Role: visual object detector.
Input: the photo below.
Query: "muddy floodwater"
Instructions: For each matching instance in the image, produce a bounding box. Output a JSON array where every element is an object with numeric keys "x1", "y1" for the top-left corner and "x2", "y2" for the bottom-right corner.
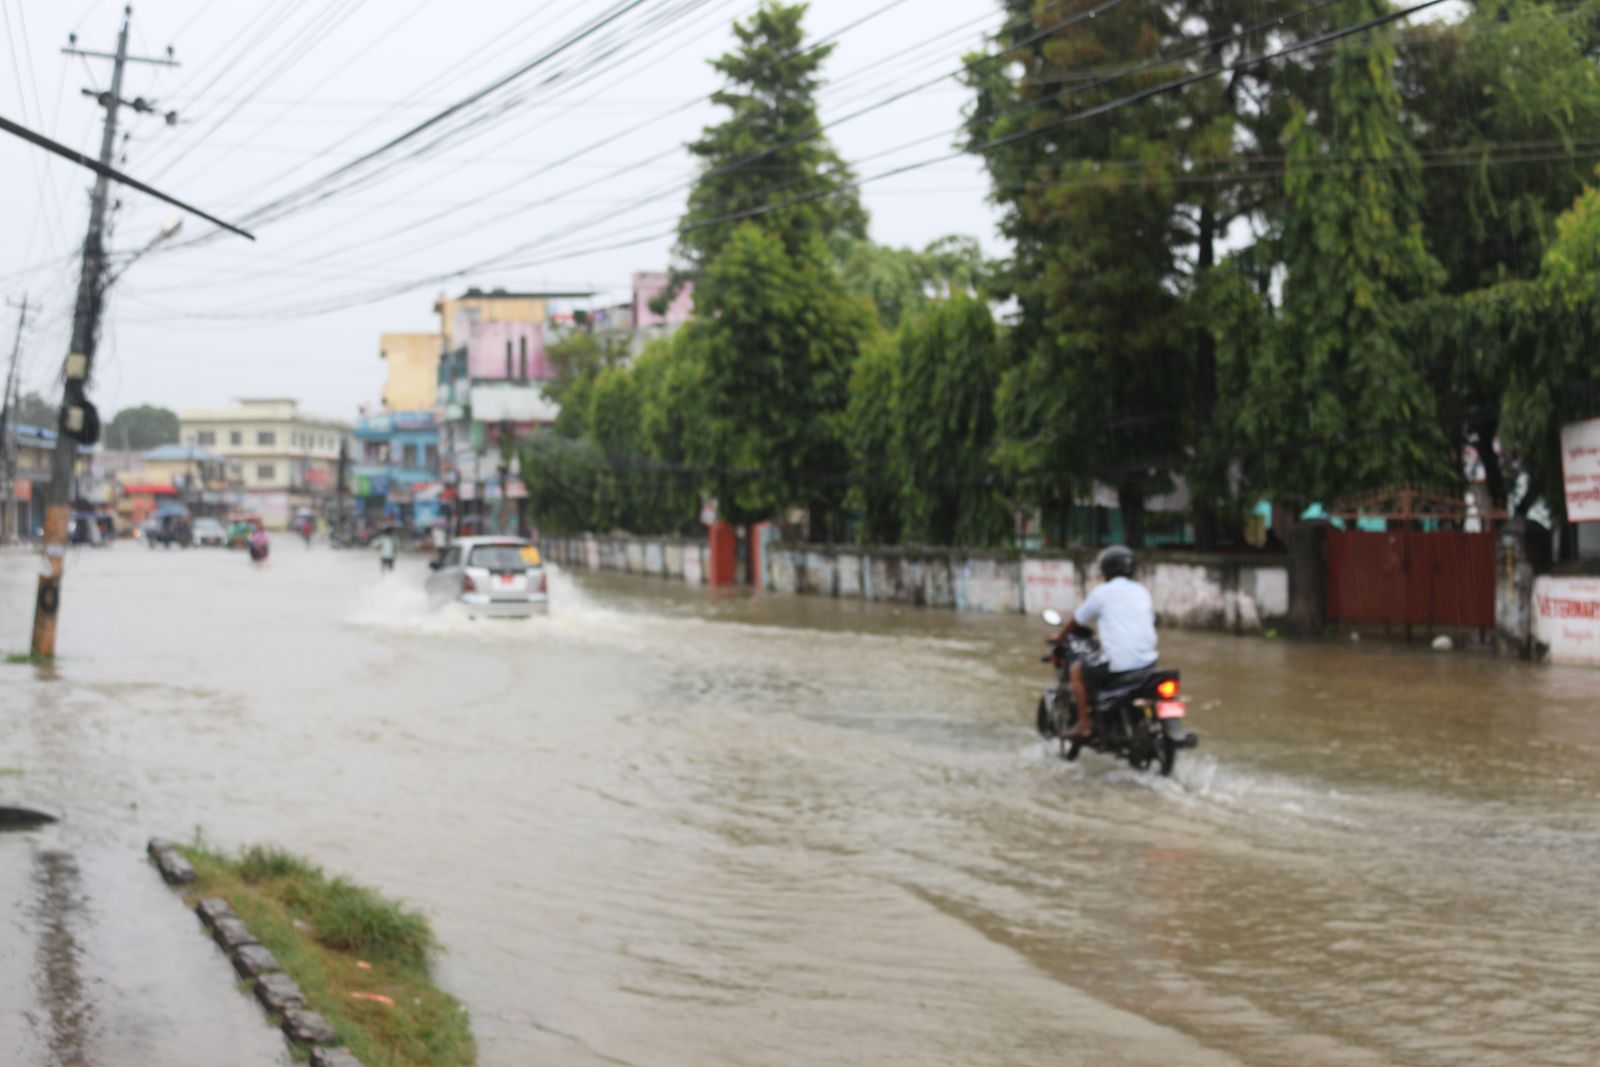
[{"x1": 3, "y1": 545, "x2": 1599, "y2": 1066}]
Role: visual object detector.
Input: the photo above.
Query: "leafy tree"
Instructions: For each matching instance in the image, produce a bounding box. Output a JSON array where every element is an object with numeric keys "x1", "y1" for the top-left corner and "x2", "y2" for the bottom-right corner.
[
  {"x1": 1399, "y1": 0, "x2": 1600, "y2": 507},
  {"x1": 843, "y1": 332, "x2": 900, "y2": 544},
  {"x1": 831, "y1": 234, "x2": 986, "y2": 329},
  {"x1": 892, "y1": 297, "x2": 1010, "y2": 545},
  {"x1": 105, "y1": 404, "x2": 180, "y2": 450},
  {"x1": 11, "y1": 390, "x2": 57, "y2": 428},
  {"x1": 520, "y1": 433, "x2": 608, "y2": 534},
  {"x1": 676, "y1": 1, "x2": 867, "y2": 278},
  {"x1": 688, "y1": 222, "x2": 876, "y2": 533},
  {"x1": 1501, "y1": 180, "x2": 1600, "y2": 521},
  {"x1": 543, "y1": 329, "x2": 628, "y2": 409},
  {"x1": 1245, "y1": 12, "x2": 1449, "y2": 505}
]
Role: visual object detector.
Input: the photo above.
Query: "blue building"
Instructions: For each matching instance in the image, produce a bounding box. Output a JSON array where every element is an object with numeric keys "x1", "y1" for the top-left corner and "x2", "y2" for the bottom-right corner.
[{"x1": 351, "y1": 411, "x2": 440, "y2": 530}]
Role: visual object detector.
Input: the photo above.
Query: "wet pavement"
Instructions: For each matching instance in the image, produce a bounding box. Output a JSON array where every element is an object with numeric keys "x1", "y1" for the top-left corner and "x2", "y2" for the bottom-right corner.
[
  {"x1": 0, "y1": 833, "x2": 288, "y2": 1066},
  {"x1": 2, "y1": 544, "x2": 1599, "y2": 1066}
]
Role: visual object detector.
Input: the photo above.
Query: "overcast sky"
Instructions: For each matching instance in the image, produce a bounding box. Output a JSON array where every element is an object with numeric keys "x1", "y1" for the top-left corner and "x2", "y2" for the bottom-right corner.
[{"x1": 1, "y1": 0, "x2": 1005, "y2": 420}]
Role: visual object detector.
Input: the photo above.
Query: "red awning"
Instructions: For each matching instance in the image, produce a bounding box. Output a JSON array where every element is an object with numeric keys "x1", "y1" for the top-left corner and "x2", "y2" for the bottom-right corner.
[{"x1": 121, "y1": 484, "x2": 178, "y2": 495}]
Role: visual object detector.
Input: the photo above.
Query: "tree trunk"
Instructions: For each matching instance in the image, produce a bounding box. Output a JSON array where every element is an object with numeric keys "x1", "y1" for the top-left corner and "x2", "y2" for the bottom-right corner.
[
  {"x1": 1192, "y1": 200, "x2": 1220, "y2": 550},
  {"x1": 1473, "y1": 421, "x2": 1506, "y2": 511},
  {"x1": 1118, "y1": 482, "x2": 1146, "y2": 548}
]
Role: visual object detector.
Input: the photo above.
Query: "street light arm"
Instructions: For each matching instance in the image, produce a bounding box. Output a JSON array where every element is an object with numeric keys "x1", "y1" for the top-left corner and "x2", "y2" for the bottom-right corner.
[{"x1": 0, "y1": 113, "x2": 253, "y2": 240}]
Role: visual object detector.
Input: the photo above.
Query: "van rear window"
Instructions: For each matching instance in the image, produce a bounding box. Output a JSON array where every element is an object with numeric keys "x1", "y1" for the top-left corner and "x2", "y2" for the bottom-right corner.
[{"x1": 468, "y1": 545, "x2": 532, "y2": 570}]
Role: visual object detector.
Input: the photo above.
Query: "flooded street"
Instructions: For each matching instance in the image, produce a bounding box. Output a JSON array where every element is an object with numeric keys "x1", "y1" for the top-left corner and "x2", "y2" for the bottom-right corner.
[{"x1": 3, "y1": 544, "x2": 1599, "y2": 1067}]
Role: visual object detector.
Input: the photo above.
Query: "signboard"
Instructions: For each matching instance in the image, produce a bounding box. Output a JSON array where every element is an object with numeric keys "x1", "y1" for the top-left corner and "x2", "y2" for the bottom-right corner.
[
  {"x1": 15, "y1": 477, "x2": 32, "y2": 502},
  {"x1": 391, "y1": 411, "x2": 436, "y2": 430},
  {"x1": 1561, "y1": 418, "x2": 1600, "y2": 522},
  {"x1": 1533, "y1": 576, "x2": 1600, "y2": 666},
  {"x1": 1022, "y1": 559, "x2": 1078, "y2": 617}
]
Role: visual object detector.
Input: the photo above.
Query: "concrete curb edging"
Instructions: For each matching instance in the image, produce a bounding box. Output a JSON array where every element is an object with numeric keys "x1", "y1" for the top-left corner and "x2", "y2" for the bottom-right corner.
[{"x1": 146, "y1": 839, "x2": 364, "y2": 1067}]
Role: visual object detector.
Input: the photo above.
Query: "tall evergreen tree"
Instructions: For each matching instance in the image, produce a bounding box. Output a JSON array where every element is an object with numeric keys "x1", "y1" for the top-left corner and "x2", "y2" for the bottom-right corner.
[
  {"x1": 892, "y1": 297, "x2": 1011, "y2": 546},
  {"x1": 676, "y1": 2, "x2": 867, "y2": 278},
  {"x1": 965, "y1": 0, "x2": 1192, "y2": 545},
  {"x1": 1247, "y1": 10, "x2": 1449, "y2": 504}
]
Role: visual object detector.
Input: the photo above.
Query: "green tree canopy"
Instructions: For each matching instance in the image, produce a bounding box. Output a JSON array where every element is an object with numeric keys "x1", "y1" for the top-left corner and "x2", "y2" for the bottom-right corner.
[
  {"x1": 688, "y1": 222, "x2": 876, "y2": 530},
  {"x1": 1245, "y1": 16, "x2": 1450, "y2": 506},
  {"x1": 831, "y1": 234, "x2": 987, "y2": 329},
  {"x1": 676, "y1": 1, "x2": 867, "y2": 277},
  {"x1": 891, "y1": 296, "x2": 1010, "y2": 546},
  {"x1": 106, "y1": 404, "x2": 180, "y2": 451},
  {"x1": 10, "y1": 390, "x2": 57, "y2": 428}
]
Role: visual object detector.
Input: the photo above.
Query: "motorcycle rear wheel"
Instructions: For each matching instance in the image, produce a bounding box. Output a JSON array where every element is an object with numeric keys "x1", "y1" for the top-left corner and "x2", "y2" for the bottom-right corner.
[
  {"x1": 1154, "y1": 735, "x2": 1177, "y2": 777},
  {"x1": 1036, "y1": 698, "x2": 1054, "y2": 739}
]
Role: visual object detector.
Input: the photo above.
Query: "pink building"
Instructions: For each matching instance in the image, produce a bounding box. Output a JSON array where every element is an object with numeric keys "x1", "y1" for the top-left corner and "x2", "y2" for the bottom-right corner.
[
  {"x1": 630, "y1": 271, "x2": 694, "y2": 328},
  {"x1": 466, "y1": 321, "x2": 552, "y2": 382}
]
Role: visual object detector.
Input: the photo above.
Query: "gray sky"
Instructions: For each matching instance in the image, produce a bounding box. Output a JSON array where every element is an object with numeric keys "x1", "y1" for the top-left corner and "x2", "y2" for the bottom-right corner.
[{"x1": 1, "y1": 0, "x2": 1004, "y2": 419}]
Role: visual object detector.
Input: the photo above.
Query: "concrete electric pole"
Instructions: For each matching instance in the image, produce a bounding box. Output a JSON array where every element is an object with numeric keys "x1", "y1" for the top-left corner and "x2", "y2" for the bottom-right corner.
[
  {"x1": 30, "y1": 6, "x2": 178, "y2": 658},
  {"x1": 0, "y1": 295, "x2": 27, "y2": 544}
]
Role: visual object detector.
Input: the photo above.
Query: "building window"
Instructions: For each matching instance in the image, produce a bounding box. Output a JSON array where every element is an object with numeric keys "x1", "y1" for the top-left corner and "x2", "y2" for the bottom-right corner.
[
  {"x1": 258, "y1": 430, "x2": 276, "y2": 446},
  {"x1": 256, "y1": 464, "x2": 275, "y2": 480},
  {"x1": 230, "y1": 431, "x2": 241, "y2": 446},
  {"x1": 519, "y1": 336, "x2": 528, "y2": 380},
  {"x1": 505, "y1": 339, "x2": 513, "y2": 379},
  {"x1": 197, "y1": 430, "x2": 216, "y2": 446}
]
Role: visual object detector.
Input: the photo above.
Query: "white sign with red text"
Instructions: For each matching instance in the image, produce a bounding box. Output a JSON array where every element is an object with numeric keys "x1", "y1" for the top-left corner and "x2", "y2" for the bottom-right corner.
[
  {"x1": 1022, "y1": 559, "x2": 1078, "y2": 617},
  {"x1": 1560, "y1": 418, "x2": 1600, "y2": 522},
  {"x1": 1533, "y1": 576, "x2": 1600, "y2": 666}
]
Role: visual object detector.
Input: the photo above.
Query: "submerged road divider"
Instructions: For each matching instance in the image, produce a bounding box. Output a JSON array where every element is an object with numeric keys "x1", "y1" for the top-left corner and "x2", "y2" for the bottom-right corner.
[{"x1": 147, "y1": 837, "x2": 475, "y2": 1067}]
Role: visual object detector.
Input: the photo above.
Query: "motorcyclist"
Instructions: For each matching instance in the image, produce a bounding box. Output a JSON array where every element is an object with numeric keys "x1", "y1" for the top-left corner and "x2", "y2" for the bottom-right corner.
[{"x1": 1053, "y1": 545, "x2": 1158, "y2": 739}]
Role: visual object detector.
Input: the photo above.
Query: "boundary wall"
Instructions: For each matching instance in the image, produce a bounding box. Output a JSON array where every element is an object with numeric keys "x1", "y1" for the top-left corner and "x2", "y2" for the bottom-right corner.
[{"x1": 539, "y1": 534, "x2": 1292, "y2": 634}]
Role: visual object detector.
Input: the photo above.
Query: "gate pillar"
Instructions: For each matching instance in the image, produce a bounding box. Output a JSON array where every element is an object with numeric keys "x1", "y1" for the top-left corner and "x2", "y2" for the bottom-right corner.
[{"x1": 1495, "y1": 518, "x2": 1535, "y2": 658}]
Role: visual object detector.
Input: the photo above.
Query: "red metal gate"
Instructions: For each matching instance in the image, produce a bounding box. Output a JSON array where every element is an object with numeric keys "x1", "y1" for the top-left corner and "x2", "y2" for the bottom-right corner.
[{"x1": 1326, "y1": 529, "x2": 1495, "y2": 634}]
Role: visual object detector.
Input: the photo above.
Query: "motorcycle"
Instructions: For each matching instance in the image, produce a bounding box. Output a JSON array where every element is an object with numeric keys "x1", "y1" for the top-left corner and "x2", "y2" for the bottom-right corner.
[{"x1": 1034, "y1": 609, "x2": 1198, "y2": 776}]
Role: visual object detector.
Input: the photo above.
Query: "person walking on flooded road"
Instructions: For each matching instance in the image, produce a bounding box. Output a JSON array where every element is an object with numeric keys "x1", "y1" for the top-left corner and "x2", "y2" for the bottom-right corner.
[
  {"x1": 248, "y1": 526, "x2": 271, "y2": 567},
  {"x1": 374, "y1": 528, "x2": 398, "y2": 574}
]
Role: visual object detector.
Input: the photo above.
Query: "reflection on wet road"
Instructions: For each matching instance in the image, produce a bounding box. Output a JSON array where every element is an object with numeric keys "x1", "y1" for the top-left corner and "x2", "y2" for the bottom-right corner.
[{"x1": 2, "y1": 546, "x2": 1598, "y2": 1066}]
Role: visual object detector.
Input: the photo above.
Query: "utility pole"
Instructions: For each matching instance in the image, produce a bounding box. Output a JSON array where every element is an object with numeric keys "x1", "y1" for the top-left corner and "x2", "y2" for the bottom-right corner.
[
  {"x1": 31, "y1": 7, "x2": 177, "y2": 658},
  {"x1": 0, "y1": 295, "x2": 27, "y2": 544}
]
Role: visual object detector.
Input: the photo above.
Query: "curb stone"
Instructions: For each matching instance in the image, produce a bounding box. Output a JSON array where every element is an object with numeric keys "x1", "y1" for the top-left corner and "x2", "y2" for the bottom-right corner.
[
  {"x1": 254, "y1": 973, "x2": 307, "y2": 1014},
  {"x1": 147, "y1": 838, "x2": 365, "y2": 1065},
  {"x1": 147, "y1": 839, "x2": 197, "y2": 885},
  {"x1": 232, "y1": 944, "x2": 282, "y2": 979},
  {"x1": 195, "y1": 897, "x2": 234, "y2": 930},
  {"x1": 212, "y1": 916, "x2": 259, "y2": 952},
  {"x1": 310, "y1": 1049, "x2": 365, "y2": 1067},
  {"x1": 283, "y1": 1008, "x2": 341, "y2": 1046}
]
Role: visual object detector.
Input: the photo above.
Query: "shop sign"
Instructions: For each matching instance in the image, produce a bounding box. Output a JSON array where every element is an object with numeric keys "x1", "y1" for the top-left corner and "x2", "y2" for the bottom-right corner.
[
  {"x1": 1561, "y1": 418, "x2": 1600, "y2": 522},
  {"x1": 1533, "y1": 576, "x2": 1600, "y2": 665}
]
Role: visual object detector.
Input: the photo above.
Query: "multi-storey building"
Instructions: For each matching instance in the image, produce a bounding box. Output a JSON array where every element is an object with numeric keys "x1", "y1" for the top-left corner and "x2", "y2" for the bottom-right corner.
[
  {"x1": 351, "y1": 409, "x2": 440, "y2": 530},
  {"x1": 378, "y1": 332, "x2": 444, "y2": 411},
  {"x1": 178, "y1": 398, "x2": 350, "y2": 528},
  {"x1": 431, "y1": 287, "x2": 588, "y2": 533}
]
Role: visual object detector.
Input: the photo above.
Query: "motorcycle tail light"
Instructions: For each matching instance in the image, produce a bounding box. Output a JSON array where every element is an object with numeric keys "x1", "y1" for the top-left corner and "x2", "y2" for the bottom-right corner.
[
  {"x1": 1156, "y1": 679, "x2": 1179, "y2": 700},
  {"x1": 462, "y1": 573, "x2": 476, "y2": 593}
]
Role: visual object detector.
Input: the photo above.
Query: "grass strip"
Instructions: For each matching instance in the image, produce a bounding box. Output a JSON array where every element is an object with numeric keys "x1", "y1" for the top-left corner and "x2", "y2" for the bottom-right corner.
[{"x1": 180, "y1": 842, "x2": 475, "y2": 1067}]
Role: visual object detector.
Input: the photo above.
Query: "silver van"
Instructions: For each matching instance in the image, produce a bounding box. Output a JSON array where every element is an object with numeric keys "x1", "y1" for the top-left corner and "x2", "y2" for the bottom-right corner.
[{"x1": 426, "y1": 536, "x2": 549, "y2": 618}]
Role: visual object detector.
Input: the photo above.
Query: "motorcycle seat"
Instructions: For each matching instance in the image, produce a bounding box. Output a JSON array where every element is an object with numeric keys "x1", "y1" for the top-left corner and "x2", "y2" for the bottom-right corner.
[{"x1": 1096, "y1": 666, "x2": 1176, "y2": 702}]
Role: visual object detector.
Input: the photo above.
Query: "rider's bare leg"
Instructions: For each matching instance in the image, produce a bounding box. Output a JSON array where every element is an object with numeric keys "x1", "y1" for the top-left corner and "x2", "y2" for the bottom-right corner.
[{"x1": 1068, "y1": 661, "x2": 1093, "y2": 738}]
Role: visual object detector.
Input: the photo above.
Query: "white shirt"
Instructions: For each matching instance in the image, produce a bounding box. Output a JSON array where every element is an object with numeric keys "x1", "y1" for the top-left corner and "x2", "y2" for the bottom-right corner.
[{"x1": 1074, "y1": 576, "x2": 1158, "y2": 672}]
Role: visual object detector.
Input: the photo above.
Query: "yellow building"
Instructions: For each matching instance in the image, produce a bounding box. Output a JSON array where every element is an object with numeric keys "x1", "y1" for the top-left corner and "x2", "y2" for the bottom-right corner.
[{"x1": 379, "y1": 333, "x2": 444, "y2": 412}]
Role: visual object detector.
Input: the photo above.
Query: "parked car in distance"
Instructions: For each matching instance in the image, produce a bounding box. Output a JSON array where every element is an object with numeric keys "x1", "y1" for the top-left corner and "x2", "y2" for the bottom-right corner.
[
  {"x1": 426, "y1": 537, "x2": 549, "y2": 618},
  {"x1": 191, "y1": 517, "x2": 227, "y2": 546}
]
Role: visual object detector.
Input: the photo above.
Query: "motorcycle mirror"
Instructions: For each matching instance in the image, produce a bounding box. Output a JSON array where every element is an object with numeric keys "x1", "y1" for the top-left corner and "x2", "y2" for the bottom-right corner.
[{"x1": 1041, "y1": 609, "x2": 1063, "y2": 627}]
